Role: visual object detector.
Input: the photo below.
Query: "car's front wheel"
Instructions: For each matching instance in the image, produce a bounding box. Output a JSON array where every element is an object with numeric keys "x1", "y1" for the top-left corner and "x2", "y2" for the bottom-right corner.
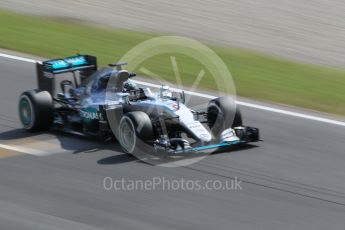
[
  {"x1": 118, "y1": 111, "x2": 153, "y2": 154},
  {"x1": 207, "y1": 96, "x2": 242, "y2": 137}
]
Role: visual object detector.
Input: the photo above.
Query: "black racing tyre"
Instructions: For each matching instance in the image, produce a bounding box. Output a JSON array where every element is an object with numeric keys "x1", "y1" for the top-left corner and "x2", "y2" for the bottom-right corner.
[
  {"x1": 18, "y1": 90, "x2": 53, "y2": 131},
  {"x1": 118, "y1": 111, "x2": 153, "y2": 154},
  {"x1": 207, "y1": 96, "x2": 242, "y2": 137}
]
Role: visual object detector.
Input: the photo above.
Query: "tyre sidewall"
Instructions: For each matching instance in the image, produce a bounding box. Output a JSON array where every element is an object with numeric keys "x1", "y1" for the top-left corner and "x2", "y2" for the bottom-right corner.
[
  {"x1": 207, "y1": 96, "x2": 242, "y2": 137},
  {"x1": 118, "y1": 111, "x2": 154, "y2": 154},
  {"x1": 18, "y1": 90, "x2": 53, "y2": 131},
  {"x1": 119, "y1": 116, "x2": 137, "y2": 153},
  {"x1": 19, "y1": 94, "x2": 36, "y2": 130}
]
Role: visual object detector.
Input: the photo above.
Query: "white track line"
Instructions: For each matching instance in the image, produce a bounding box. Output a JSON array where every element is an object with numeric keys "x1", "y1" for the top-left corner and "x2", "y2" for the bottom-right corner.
[
  {"x1": 1, "y1": 52, "x2": 345, "y2": 127},
  {"x1": 0, "y1": 53, "x2": 39, "y2": 64}
]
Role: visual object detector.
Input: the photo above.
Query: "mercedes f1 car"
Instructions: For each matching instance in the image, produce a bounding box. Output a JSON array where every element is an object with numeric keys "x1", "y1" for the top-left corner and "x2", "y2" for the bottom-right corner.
[{"x1": 18, "y1": 55, "x2": 260, "y2": 155}]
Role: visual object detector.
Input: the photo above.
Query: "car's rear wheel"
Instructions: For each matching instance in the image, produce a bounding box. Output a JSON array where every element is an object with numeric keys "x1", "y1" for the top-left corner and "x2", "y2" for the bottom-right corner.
[
  {"x1": 18, "y1": 90, "x2": 53, "y2": 131},
  {"x1": 118, "y1": 111, "x2": 153, "y2": 154}
]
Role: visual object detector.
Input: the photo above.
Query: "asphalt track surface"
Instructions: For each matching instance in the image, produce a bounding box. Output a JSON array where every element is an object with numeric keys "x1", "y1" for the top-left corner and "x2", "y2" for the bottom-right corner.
[{"x1": 1, "y1": 56, "x2": 345, "y2": 229}]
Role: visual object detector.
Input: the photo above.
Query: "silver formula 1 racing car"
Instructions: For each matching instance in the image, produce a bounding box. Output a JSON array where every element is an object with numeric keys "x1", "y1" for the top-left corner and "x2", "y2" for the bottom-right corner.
[{"x1": 18, "y1": 55, "x2": 260, "y2": 155}]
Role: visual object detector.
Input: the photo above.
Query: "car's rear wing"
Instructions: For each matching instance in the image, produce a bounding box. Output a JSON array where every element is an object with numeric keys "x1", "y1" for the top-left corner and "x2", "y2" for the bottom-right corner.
[{"x1": 36, "y1": 55, "x2": 97, "y2": 95}]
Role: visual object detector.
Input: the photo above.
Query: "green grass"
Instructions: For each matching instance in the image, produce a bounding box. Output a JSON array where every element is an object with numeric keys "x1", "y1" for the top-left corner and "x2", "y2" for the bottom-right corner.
[{"x1": 1, "y1": 10, "x2": 345, "y2": 116}]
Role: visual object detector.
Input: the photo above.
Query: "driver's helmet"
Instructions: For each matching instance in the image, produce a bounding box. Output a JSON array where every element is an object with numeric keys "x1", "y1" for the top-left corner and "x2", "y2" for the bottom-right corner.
[{"x1": 123, "y1": 79, "x2": 138, "y2": 92}]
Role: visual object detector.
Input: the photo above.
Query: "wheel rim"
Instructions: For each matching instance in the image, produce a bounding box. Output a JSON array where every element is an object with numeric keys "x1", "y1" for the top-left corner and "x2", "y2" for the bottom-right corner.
[
  {"x1": 19, "y1": 97, "x2": 32, "y2": 127},
  {"x1": 119, "y1": 118, "x2": 136, "y2": 153}
]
